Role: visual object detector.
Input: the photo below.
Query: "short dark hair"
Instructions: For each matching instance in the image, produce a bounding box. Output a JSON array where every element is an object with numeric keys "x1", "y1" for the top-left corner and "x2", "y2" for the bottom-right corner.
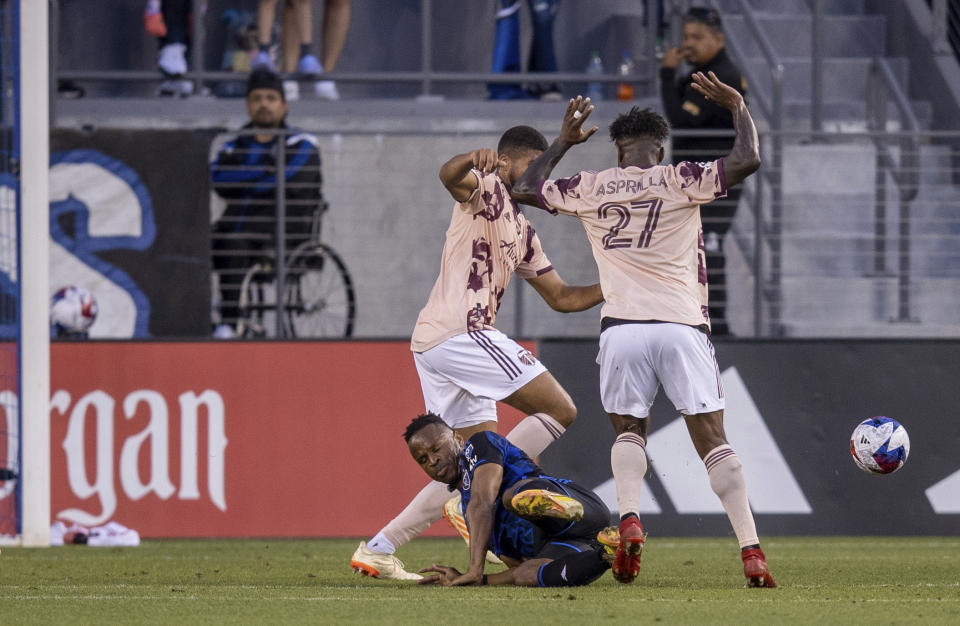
[
  {"x1": 246, "y1": 69, "x2": 285, "y2": 100},
  {"x1": 498, "y1": 125, "x2": 548, "y2": 156},
  {"x1": 609, "y1": 107, "x2": 670, "y2": 144},
  {"x1": 403, "y1": 412, "x2": 449, "y2": 443},
  {"x1": 684, "y1": 6, "x2": 723, "y2": 33}
]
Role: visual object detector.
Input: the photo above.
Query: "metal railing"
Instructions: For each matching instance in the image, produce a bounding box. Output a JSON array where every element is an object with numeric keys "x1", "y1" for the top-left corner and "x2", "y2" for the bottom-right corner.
[
  {"x1": 866, "y1": 58, "x2": 921, "y2": 323},
  {"x1": 52, "y1": 0, "x2": 660, "y2": 99},
  {"x1": 705, "y1": 0, "x2": 786, "y2": 334},
  {"x1": 207, "y1": 127, "x2": 960, "y2": 340}
]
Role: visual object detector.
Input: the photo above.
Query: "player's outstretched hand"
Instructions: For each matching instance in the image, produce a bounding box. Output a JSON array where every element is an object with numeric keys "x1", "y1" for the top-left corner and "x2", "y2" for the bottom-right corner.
[
  {"x1": 690, "y1": 71, "x2": 744, "y2": 111},
  {"x1": 559, "y1": 96, "x2": 599, "y2": 146},
  {"x1": 469, "y1": 149, "x2": 506, "y2": 174},
  {"x1": 418, "y1": 564, "x2": 469, "y2": 586}
]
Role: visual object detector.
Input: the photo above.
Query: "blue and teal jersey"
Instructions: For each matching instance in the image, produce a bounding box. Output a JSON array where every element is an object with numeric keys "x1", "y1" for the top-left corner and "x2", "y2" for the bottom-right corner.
[{"x1": 457, "y1": 431, "x2": 544, "y2": 559}]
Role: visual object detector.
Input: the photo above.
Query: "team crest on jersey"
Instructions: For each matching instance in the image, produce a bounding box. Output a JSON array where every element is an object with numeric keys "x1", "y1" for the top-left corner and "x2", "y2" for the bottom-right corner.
[
  {"x1": 461, "y1": 443, "x2": 477, "y2": 490},
  {"x1": 517, "y1": 349, "x2": 536, "y2": 366},
  {"x1": 463, "y1": 443, "x2": 478, "y2": 471}
]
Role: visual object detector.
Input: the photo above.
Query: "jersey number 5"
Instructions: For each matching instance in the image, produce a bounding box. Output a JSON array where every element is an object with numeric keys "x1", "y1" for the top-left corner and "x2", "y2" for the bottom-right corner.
[{"x1": 599, "y1": 199, "x2": 664, "y2": 250}]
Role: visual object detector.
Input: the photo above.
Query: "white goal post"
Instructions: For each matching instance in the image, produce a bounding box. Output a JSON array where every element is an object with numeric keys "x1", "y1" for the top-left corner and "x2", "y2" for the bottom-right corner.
[{"x1": 19, "y1": 0, "x2": 51, "y2": 548}]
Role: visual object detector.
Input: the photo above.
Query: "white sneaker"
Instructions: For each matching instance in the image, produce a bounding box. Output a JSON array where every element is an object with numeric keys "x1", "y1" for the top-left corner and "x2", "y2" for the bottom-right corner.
[
  {"x1": 156, "y1": 79, "x2": 194, "y2": 98},
  {"x1": 350, "y1": 541, "x2": 422, "y2": 580},
  {"x1": 313, "y1": 79, "x2": 340, "y2": 101},
  {"x1": 283, "y1": 79, "x2": 300, "y2": 102},
  {"x1": 157, "y1": 43, "x2": 188, "y2": 77},
  {"x1": 212, "y1": 324, "x2": 236, "y2": 339}
]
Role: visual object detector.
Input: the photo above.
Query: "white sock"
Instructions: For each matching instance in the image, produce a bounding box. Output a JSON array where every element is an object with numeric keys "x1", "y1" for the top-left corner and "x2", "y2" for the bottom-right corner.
[
  {"x1": 611, "y1": 432, "x2": 648, "y2": 517},
  {"x1": 371, "y1": 480, "x2": 453, "y2": 554},
  {"x1": 366, "y1": 532, "x2": 396, "y2": 554},
  {"x1": 505, "y1": 413, "x2": 566, "y2": 458},
  {"x1": 704, "y1": 444, "x2": 759, "y2": 548}
]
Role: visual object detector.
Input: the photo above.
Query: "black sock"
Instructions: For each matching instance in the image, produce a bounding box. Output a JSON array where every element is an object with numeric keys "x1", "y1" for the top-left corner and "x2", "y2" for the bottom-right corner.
[
  {"x1": 742, "y1": 544, "x2": 761, "y2": 551},
  {"x1": 537, "y1": 549, "x2": 609, "y2": 587},
  {"x1": 620, "y1": 512, "x2": 639, "y2": 523},
  {"x1": 259, "y1": 43, "x2": 270, "y2": 53},
  {"x1": 299, "y1": 43, "x2": 312, "y2": 58}
]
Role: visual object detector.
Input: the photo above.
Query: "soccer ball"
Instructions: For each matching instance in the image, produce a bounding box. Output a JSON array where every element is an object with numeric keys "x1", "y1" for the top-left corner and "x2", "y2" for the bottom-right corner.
[
  {"x1": 849, "y1": 417, "x2": 910, "y2": 475},
  {"x1": 50, "y1": 285, "x2": 98, "y2": 334}
]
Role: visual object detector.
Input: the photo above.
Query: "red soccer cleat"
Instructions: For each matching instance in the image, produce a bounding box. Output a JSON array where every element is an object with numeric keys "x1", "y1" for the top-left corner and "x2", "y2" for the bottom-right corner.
[
  {"x1": 741, "y1": 547, "x2": 777, "y2": 588},
  {"x1": 611, "y1": 516, "x2": 646, "y2": 584}
]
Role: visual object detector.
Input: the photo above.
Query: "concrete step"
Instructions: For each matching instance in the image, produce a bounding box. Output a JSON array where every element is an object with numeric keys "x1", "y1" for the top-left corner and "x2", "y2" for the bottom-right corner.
[
  {"x1": 777, "y1": 100, "x2": 933, "y2": 130},
  {"x1": 724, "y1": 14, "x2": 887, "y2": 57},
  {"x1": 713, "y1": 0, "x2": 867, "y2": 15},
  {"x1": 779, "y1": 276, "x2": 960, "y2": 332},
  {"x1": 744, "y1": 57, "x2": 909, "y2": 101},
  {"x1": 781, "y1": 320, "x2": 960, "y2": 338}
]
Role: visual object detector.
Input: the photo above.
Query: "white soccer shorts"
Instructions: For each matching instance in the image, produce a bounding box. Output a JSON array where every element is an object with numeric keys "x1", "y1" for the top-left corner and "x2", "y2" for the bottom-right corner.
[
  {"x1": 413, "y1": 329, "x2": 547, "y2": 429},
  {"x1": 597, "y1": 322, "x2": 724, "y2": 418}
]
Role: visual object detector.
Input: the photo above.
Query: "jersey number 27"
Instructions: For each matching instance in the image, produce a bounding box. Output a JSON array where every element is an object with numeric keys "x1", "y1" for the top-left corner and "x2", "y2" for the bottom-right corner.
[{"x1": 599, "y1": 199, "x2": 664, "y2": 250}]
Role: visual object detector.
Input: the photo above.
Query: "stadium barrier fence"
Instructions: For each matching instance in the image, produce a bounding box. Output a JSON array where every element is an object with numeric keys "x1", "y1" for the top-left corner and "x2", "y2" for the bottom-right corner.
[{"x1": 0, "y1": 338, "x2": 955, "y2": 538}]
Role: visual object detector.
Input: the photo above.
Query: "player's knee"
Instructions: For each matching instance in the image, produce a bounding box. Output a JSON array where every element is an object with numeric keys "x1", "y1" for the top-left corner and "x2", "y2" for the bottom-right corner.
[
  {"x1": 610, "y1": 414, "x2": 647, "y2": 437},
  {"x1": 537, "y1": 550, "x2": 608, "y2": 587},
  {"x1": 552, "y1": 397, "x2": 576, "y2": 428}
]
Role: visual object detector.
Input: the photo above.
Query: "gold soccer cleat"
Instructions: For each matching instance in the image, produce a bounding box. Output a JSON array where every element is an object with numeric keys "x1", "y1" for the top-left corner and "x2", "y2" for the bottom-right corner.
[
  {"x1": 596, "y1": 526, "x2": 621, "y2": 560},
  {"x1": 349, "y1": 541, "x2": 423, "y2": 581},
  {"x1": 510, "y1": 489, "x2": 584, "y2": 521}
]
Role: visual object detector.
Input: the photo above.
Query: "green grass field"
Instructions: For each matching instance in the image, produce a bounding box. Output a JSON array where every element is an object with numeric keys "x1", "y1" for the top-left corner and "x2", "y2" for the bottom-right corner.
[{"x1": 3, "y1": 537, "x2": 959, "y2": 625}]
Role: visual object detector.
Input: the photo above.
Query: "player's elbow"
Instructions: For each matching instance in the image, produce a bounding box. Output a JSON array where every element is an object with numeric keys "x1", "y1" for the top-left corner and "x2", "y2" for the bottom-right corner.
[
  {"x1": 544, "y1": 288, "x2": 576, "y2": 312},
  {"x1": 729, "y1": 154, "x2": 761, "y2": 179},
  {"x1": 512, "y1": 178, "x2": 533, "y2": 196},
  {"x1": 511, "y1": 180, "x2": 539, "y2": 205}
]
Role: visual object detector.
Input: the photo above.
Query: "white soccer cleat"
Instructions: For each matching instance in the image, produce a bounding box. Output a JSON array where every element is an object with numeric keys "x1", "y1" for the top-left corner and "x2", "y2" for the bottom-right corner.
[
  {"x1": 442, "y1": 494, "x2": 471, "y2": 544},
  {"x1": 350, "y1": 541, "x2": 422, "y2": 581}
]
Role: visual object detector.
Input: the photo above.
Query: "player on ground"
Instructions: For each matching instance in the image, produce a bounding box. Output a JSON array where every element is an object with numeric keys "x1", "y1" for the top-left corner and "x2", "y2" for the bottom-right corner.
[
  {"x1": 510, "y1": 72, "x2": 777, "y2": 588},
  {"x1": 406, "y1": 413, "x2": 615, "y2": 587},
  {"x1": 350, "y1": 126, "x2": 604, "y2": 580}
]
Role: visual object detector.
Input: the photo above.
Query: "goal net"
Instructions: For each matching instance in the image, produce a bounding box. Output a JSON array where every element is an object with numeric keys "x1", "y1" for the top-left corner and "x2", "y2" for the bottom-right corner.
[{"x1": 0, "y1": 0, "x2": 51, "y2": 547}]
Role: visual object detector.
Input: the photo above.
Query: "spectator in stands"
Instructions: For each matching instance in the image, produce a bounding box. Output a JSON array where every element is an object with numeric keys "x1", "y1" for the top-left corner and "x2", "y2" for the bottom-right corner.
[
  {"x1": 209, "y1": 70, "x2": 323, "y2": 338},
  {"x1": 489, "y1": 0, "x2": 562, "y2": 101},
  {"x1": 252, "y1": 0, "x2": 351, "y2": 100},
  {"x1": 659, "y1": 6, "x2": 746, "y2": 335},
  {"x1": 149, "y1": 0, "x2": 196, "y2": 97}
]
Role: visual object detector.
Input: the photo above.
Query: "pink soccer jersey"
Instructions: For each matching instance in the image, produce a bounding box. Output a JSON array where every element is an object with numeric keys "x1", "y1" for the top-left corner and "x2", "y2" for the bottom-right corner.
[
  {"x1": 536, "y1": 160, "x2": 727, "y2": 330},
  {"x1": 411, "y1": 170, "x2": 554, "y2": 352}
]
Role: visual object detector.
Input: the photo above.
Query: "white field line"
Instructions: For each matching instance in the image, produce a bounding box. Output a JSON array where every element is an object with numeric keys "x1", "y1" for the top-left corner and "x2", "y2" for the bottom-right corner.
[{"x1": 4, "y1": 595, "x2": 960, "y2": 604}]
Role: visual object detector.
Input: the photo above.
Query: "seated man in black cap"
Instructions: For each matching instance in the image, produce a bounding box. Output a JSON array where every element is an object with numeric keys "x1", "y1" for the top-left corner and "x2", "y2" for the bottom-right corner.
[{"x1": 209, "y1": 70, "x2": 324, "y2": 338}]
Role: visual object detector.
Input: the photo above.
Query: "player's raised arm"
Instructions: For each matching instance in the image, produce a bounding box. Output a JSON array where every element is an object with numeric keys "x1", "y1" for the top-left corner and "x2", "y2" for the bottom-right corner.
[
  {"x1": 439, "y1": 149, "x2": 504, "y2": 202},
  {"x1": 526, "y1": 270, "x2": 603, "y2": 313},
  {"x1": 690, "y1": 71, "x2": 761, "y2": 188},
  {"x1": 511, "y1": 96, "x2": 598, "y2": 207}
]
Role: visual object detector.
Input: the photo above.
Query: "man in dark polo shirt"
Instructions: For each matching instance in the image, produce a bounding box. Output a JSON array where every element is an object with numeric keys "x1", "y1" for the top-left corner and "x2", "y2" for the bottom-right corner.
[{"x1": 660, "y1": 6, "x2": 747, "y2": 336}]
